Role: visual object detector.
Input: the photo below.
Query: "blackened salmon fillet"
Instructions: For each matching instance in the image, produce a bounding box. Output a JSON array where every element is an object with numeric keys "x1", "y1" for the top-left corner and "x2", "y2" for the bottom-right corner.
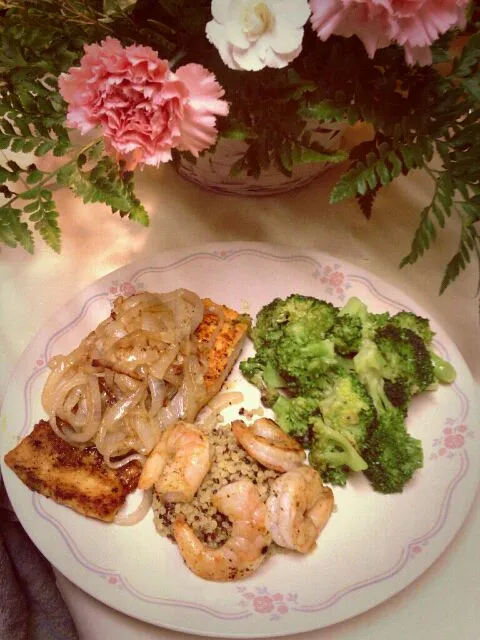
[{"x1": 4, "y1": 420, "x2": 141, "y2": 522}]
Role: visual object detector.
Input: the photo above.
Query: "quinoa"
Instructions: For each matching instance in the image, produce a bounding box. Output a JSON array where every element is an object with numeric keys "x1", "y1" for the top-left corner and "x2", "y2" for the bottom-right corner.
[{"x1": 152, "y1": 420, "x2": 280, "y2": 548}]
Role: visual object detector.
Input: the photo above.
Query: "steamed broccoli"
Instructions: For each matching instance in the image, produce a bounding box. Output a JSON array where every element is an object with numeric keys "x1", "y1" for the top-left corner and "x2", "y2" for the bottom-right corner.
[
  {"x1": 308, "y1": 418, "x2": 368, "y2": 487},
  {"x1": 239, "y1": 355, "x2": 283, "y2": 406},
  {"x1": 354, "y1": 323, "x2": 434, "y2": 414},
  {"x1": 330, "y1": 313, "x2": 363, "y2": 355},
  {"x1": 249, "y1": 297, "x2": 285, "y2": 349},
  {"x1": 272, "y1": 394, "x2": 320, "y2": 444},
  {"x1": 240, "y1": 294, "x2": 339, "y2": 397},
  {"x1": 390, "y1": 310, "x2": 456, "y2": 384},
  {"x1": 363, "y1": 407, "x2": 423, "y2": 493},
  {"x1": 353, "y1": 339, "x2": 393, "y2": 413},
  {"x1": 430, "y1": 351, "x2": 457, "y2": 384},
  {"x1": 275, "y1": 336, "x2": 337, "y2": 385},
  {"x1": 298, "y1": 370, "x2": 374, "y2": 484},
  {"x1": 390, "y1": 311, "x2": 434, "y2": 345},
  {"x1": 353, "y1": 332, "x2": 428, "y2": 493},
  {"x1": 240, "y1": 294, "x2": 453, "y2": 495},
  {"x1": 375, "y1": 324, "x2": 434, "y2": 396},
  {"x1": 251, "y1": 294, "x2": 338, "y2": 347},
  {"x1": 316, "y1": 371, "x2": 376, "y2": 446},
  {"x1": 329, "y1": 297, "x2": 390, "y2": 356},
  {"x1": 275, "y1": 294, "x2": 338, "y2": 338}
]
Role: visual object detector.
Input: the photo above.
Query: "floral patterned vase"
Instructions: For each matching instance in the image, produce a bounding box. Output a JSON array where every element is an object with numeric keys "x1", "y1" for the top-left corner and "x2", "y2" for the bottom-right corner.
[{"x1": 176, "y1": 121, "x2": 347, "y2": 196}]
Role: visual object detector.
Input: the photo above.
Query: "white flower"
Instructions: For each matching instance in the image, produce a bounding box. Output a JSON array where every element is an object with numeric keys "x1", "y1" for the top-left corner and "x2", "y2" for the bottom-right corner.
[{"x1": 206, "y1": 0, "x2": 310, "y2": 71}]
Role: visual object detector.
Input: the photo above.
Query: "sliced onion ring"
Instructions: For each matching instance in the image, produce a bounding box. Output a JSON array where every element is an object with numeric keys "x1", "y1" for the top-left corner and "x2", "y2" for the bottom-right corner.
[{"x1": 114, "y1": 489, "x2": 153, "y2": 526}]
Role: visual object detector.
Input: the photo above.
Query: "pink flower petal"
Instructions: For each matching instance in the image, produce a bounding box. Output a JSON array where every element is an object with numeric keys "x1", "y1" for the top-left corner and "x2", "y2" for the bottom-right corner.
[
  {"x1": 175, "y1": 63, "x2": 229, "y2": 156},
  {"x1": 309, "y1": 0, "x2": 469, "y2": 64},
  {"x1": 59, "y1": 39, "x2": 227, "y2": 169}
]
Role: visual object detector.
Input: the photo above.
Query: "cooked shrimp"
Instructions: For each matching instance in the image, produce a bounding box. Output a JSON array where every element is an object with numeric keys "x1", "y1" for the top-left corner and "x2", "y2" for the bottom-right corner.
[
  {"x1": 232, "y1": 418, "x2": 305, "y2": 472},
  {"x1": 172, "y1": 479, "x2": 272, "y2": 581},
  {"x1": 138, "y1": 421, "x2": 210, "y2": 502},
  {"x1": 266, "y1": 465, "x2": 334, "y2": 554}
]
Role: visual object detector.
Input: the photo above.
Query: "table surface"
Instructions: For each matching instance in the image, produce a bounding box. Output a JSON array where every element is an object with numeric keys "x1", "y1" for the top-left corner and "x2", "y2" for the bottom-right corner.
[{"x1": 1, "y1": 152, "x2": 479, "y2": 640}]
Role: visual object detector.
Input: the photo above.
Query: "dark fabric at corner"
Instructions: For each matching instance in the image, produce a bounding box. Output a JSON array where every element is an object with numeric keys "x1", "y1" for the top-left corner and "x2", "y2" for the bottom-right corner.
[{"x1": 0, "y1": 479, "x2": 79, "y2": 640}]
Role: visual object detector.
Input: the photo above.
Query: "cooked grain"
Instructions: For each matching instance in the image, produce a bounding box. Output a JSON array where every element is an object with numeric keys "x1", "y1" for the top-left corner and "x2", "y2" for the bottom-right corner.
[{"x1": 152, "y1": 419, "x2": 280, "y2": 547}]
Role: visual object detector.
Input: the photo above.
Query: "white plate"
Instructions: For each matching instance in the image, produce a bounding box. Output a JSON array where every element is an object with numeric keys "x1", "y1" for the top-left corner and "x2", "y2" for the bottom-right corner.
[{"x1": 1, "y1": 241, "x2": 479, "y2": 638}]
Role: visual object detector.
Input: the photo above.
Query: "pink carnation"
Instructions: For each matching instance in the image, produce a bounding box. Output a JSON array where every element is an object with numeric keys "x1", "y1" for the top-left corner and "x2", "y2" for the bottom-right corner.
[
  {"x1": 58, "y1": 37, "x2": 228, "y2": 169},
  {"x1": 309, "y1": 0, "x2": 470, "y2": 65}
]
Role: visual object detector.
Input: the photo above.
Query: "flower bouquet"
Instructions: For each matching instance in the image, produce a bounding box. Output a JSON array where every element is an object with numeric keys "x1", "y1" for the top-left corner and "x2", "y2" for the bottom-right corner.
[{"x1": 0, "y1": 1, "x2": 478, "y2": 297}]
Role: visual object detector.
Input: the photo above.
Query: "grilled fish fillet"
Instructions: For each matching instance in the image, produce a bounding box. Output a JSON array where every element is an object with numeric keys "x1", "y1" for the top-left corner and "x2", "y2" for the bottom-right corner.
[
  {"x1": 197, "y1": 298, "x2": 250, "y2": 401},
  {"x1": 4, "y1": 420, "x2": 141, "y2": 522},
  {"x1": 4, "y1": 299, "x2": 250, "y2": 520}
]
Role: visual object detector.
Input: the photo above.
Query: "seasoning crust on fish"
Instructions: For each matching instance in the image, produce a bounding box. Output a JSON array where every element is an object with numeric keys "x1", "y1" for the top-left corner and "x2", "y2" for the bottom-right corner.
[{"x1": 4, "y1": 420, "x2": 141, "y2": 522}]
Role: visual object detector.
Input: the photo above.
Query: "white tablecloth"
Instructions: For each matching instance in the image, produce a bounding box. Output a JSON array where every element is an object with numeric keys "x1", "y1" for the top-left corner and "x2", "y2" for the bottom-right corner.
[{"x1": 1, "y1": 157, "x2": 479, "y2": 640}]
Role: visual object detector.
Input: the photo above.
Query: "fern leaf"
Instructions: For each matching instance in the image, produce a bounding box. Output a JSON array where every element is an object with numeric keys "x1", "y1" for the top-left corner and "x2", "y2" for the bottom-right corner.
[
  {"x1": 0, "y1": 205, "x2": 34, "y2": 253},
  {"x1": 356, "y1": 184, "x2": 381, "y2": 220}
]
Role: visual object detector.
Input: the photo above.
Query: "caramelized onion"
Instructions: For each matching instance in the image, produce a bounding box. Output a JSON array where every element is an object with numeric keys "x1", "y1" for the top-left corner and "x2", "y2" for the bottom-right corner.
[
  {"x1": 114, "y1": 489, "x2": 153, "y2": 526},
  {"x1": 41, "y1": 289, "x2": 211, "y2": 467}
]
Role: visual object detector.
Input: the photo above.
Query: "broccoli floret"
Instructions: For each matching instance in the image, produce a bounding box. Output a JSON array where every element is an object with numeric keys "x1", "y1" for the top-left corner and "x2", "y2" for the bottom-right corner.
[
  {"x1": 309, "y1": 418, "x2": 368, "y2": 485},
  {"x1": 239, "y1": 354, "x2": 284, "y2": 406},
  {"x1": 251, "y1": 294, "x2": 337, "y2": 346},
  {"x1": 306, "y1": 372, "x2": 374, "y2": 485},
  {"x1": 354, "y1": 323, "x2": 435, "y2": 414},
  {"x1": 272, "y1": 394, "x2": 320, "y2": 445},
  {"x1": 353, "y1": 339, "x2": 393, "y2": 414},
  {"x1": 278, "y1": 294, "x2": 339, "y2": 339},
  {"x1": 363, "y1": 408, "x2": 423, "y2": 493},
  {"x1": 330, "y1": 313, "x2": 363, "y2": 355},
  {"x1": 389, "y1": 311, "x2": 456, "y2": 384},
  {"x1": 275, "y1": 336, "x2": 337, "y2": 385},
  {"x1": 375, "y1": 324, "x2": 434, "y2": 396},
  {"x1": 246, "y1": 295, "x2": 340, "y2": 393},
  {"x1": 316, "y1": 370, "x2": 376, "y2": 450},
  {"x1": 321, "y1": 465, "x2": 350, "y2": 487},
  {"x1": 250, "y1": 298, "x2": 286, "y2": 349},
  {"x1": 383, "y1": 379, "x2": 410, "y2": 413},
  {"x1": 390, "y1": 311, "x2": 434, "y2": 346},
  {"x1": 329, "y1": 297, "x2": 390, "y2": 355}
]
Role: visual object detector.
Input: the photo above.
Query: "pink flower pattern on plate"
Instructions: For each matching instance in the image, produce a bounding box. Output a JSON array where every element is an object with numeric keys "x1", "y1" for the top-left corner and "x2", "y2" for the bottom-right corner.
[
  {"x1": 313, "y1": 263, "x2": 351, "y2": 301},
  {"x1": 430, "y1": 421, "x2": 474, "y2": 460},
  {"x1": 237, "y1": 586, "x2": 297, "y2": 620},
  {"x1": 109, "y1": 280, "x2": 142, "y2": 299}
]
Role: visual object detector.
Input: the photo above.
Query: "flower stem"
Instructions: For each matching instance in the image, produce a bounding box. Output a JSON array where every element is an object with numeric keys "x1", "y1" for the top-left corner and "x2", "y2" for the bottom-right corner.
[{"x1": 169, "y1": 50, "x2": 187, "y2": 70}]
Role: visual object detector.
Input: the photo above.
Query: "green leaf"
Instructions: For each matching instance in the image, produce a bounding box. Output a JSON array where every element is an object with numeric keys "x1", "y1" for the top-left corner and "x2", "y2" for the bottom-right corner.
[
  {"x1": 388, "y1": 151, "x2": 403, "y2": 178},
  {"x1": 34, "y1": 140, "x2": 55, "y2": 156},
  {"x1": 18, "y1": 187, "x2": 41, "y2": 200},
  {"x1": 222, "y1": 128, "x2": 248, "y2": 141},
  {"x1": 11, "y1": 138, "x2": 25, "y2": 153},
  {"x1": 56, "y1": 163, "x2": 76, "y2": 186},
  {"x1": 26, "y1": 170, "x2": 44, "y2": 184},
  {"x1": 400, "y1": 206, "x2": 433, "y2": 267},
  {"x1": 298, "y1": 101, "x2": 345, "y2": 122},
  {"x1": 461, "y1": 77, "x2": 480, "y2": 101},
  {"x1": 24, "y1": 201, "x2": 41, "y2": 213},
  {"x1": 297, "y1": 145, "x2": 347, "y2": 165},
  {"x1": 127, "y1": 202, "x2": 149, "y2": 226},
  {"x1": 0, "y1": 135, "x2": 10, "y2": 150},
  {"x1": 376, "y1": 159, "x2": 391, "y2": 186},
  {"x1": 0, "y1": 205, "x2": 34, "y2": 253}
]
